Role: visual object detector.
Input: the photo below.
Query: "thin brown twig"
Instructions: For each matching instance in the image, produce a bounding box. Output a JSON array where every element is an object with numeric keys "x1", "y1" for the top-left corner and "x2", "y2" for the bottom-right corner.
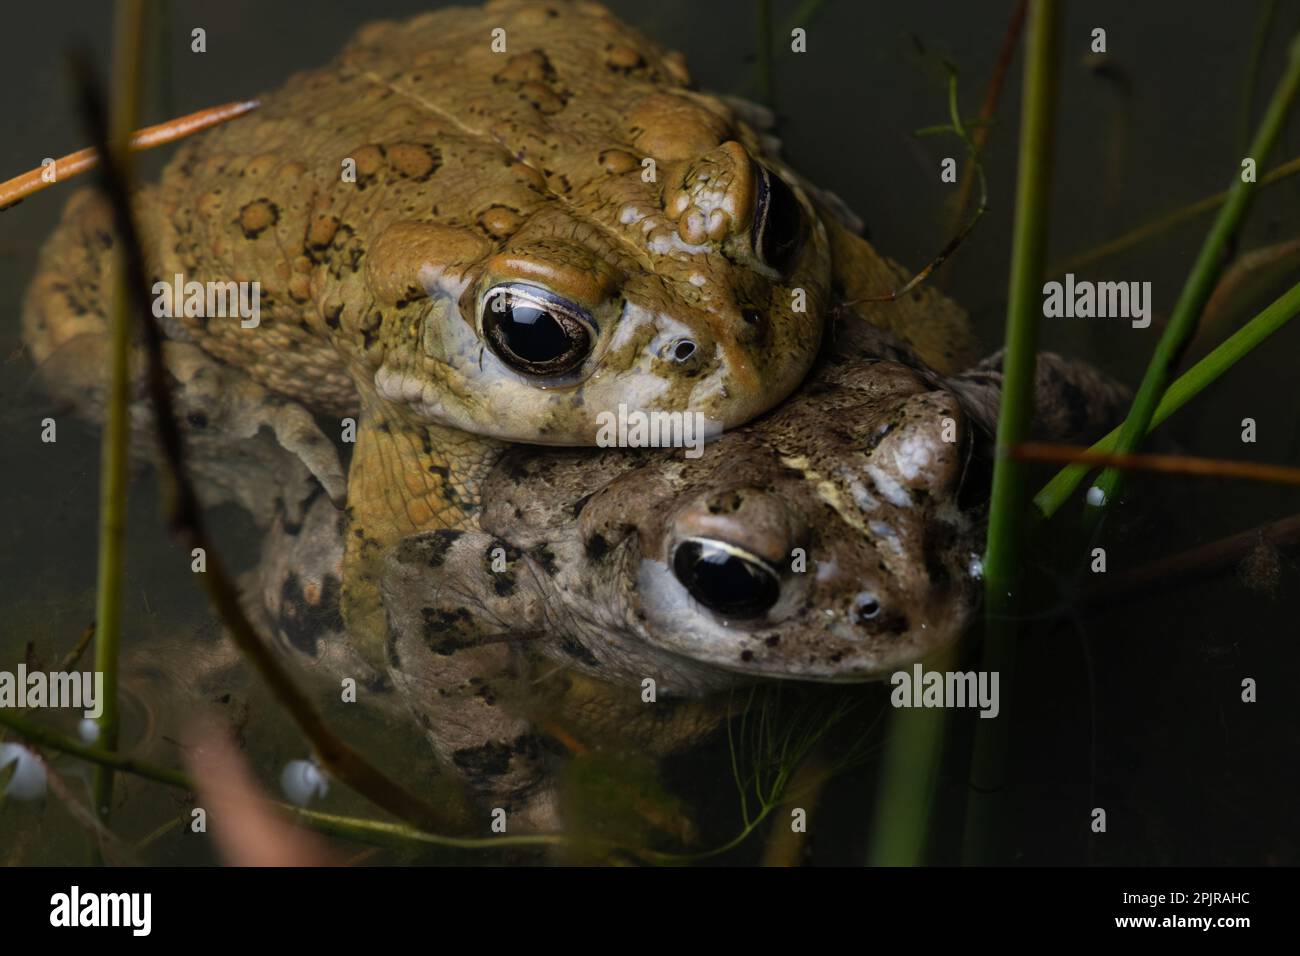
[
  {"x1": 1084, "y1": 512, "x2": 1300, "y2": 607},
  {"x1": 0, "y1": 99, "x2": 258, "y2": 210},
  {"x1": 67, "y1": 52, "x2": 458, "y2": 835},
  {"x1": 849, "y1": 210, "x2": 985, "y2": 304},
  {"x1": 1010, "y1": 441, "x2": 1300, "y2": 487},
  {"x1": 946, "y1": 0, "x2": 1027, "y2": 237},
  {"x1": 56, "y1": 622, "x2": 97, "y2": 673},
  {"x1": 1050, "y1": 154, "x2": 1300, "y2": 277},
  {"x1": 849, "y1": 67, "x2": 991, "y2": 306}
]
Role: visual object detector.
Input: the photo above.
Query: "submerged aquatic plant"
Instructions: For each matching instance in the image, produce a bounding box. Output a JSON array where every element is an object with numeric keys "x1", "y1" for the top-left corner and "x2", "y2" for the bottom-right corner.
[{"x1": 717, "y1": 684, "x2": 879, "y2": 860}]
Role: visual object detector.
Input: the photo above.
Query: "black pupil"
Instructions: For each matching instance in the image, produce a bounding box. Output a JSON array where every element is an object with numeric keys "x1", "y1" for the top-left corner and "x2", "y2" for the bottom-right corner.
[
  {"x1": 485, "y1": 291, "x2": 591, "y2": 375},
  {"x1": 755, "y1": 168, "x2": 804, "y2": 275},
  {"x1": 498, "y1": 300, "x2": 569, "y2": 362},
  {"x1": 673, "y1": 540, "x2": 780, "y2": 619}
]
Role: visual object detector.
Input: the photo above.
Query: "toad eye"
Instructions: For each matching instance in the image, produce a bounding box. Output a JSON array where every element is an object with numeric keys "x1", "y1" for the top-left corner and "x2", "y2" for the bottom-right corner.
[
  {"x1": 751, "y1": 164, "x2": 805, "y2": 275},
  {"x1": 482, "y1": 284, "x2": 595, "y2": 378},
  {"x1": 672, "y1": 538, "x2": 780, "y2": 619}
]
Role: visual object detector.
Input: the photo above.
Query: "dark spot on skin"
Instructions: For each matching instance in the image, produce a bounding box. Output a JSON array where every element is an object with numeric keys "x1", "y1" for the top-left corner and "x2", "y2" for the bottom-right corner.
[
  {"x1": 360, "y1": 312, "x2": 382, "y2": 349},
  {"x1": 276, "y1": 572, "x2": 343, "y2": 657},
  {"x1": 830, "y1": 651, "x2": 844, "y2": 663},
  {"x1": 324, "y1": 302, "x2": 343, "y2": 329},
  {"x1": 557, "y1": 634, "x2": 599, "y2": 667},
  {"x1": 237, "y1": 199, "x2": 279, "y2": 239},
  {"x1": 740, "y1": 650, "x2": 755, "y2": 662},
  {"x1": 764, "y1": 635, "x2": 780, "y2": 647},
  {"x1": 412, "y1": 530, "x2": 464, "y2": 568},
  {"x1": 483, "y1": 540, "x2": 523, "y2": 595},
  {"x1": 395, "y1": 285, "x2": 426, "y2": 309},
  {"x1": 452, "y1": 733, "x2": 542, "y2": 782},
  {"x1": 421, "y1": 606, "x2": 476, "y2": 655},
  {"x1": 570, "y1": 493, "x2": 593, "y2": 517},
  {"x1": 346, "y1": 244, "x2": 365, "y2": 274},
  {"x1": 707, "y1": 491, "x2": 742, "y2": 515},
  {"x1": 530, "y1": 544, "x2": 559, "y2": 576},
  {"x1": 501, "y1": 454, "x2": 532, "y2": 483},
  {"x1": 186, "y1": 411, "x2": 208, "y2": 429},
  {"x1": 584, "y1": 533, "x2": 609, "y2": 560},
  {"x1": 452, "y1": 741, "x2": 513, "y2": 778},
  {"x1": 365, "y1": 673, "x2": 394, "y2": 695},
  {"x1": 493, "y1": 570, "x2": 517, "y2": 596}
]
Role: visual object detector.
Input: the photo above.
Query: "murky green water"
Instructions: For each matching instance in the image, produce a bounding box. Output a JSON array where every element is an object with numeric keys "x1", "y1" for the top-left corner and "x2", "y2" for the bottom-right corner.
[{"x1": 2, "y1": 0, "x2": 1298, "y2": 865}]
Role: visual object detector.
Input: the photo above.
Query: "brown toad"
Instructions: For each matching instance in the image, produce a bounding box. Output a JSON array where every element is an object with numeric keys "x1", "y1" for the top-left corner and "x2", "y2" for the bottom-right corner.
[
  {"x1": 248, "y1": 320, "x2": 1124, "y2": 824},
  {"x1": 23, "y1": 1, "x2": 978, "y2": 664}
]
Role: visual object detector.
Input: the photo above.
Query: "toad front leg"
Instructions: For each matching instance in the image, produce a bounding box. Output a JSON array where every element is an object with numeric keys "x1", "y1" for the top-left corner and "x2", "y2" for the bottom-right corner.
[{"x1": 381, "y1": 529, "x2": 559, "y2": 832}]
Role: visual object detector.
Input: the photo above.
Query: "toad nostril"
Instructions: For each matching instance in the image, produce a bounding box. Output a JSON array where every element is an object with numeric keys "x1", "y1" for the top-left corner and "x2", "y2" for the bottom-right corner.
[{"x1": 853, "y1": 593, "x2": 881, "y2": 625}]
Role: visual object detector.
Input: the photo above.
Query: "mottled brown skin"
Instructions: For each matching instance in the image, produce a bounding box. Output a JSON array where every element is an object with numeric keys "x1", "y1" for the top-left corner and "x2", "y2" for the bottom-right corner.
[
  {"x1": 236, "y1": 313, "x2": 1123, "y2": 826},
  {"x1": 23, "y1": 1, "x2": 984, "y2": 668},
  {"x1": 367, "y1": 320, "x2": 977, "y2": 816}
]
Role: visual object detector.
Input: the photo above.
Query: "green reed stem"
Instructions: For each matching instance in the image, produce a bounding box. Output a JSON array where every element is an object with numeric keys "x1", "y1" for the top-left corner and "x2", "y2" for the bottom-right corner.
[
  {"x1": 0, "y1": 708, "x2": 565, "y2": 854},
  {"x1": 982, "y1": 0, "x2": 1059, "y2": 622},
  {"x1": 90, "y1": 0, "x2": 146, "y2": 832},
  {"x1": 1049, "y1": 153, "x2": 1300, "y2": 277},
  {"x1": 1084, "y1": 34, "x2": 1300, "y2": 516},
  {"x1": 1240, "y1": 0, "x2": 1278, "y2": 154},
  {"x1": 1034, "y1": 276, "x2": 1300, "y2": 516},
  {"x1": 964, "y1": 0, "x2": 1061, "y2": 866},
  {"x1": 866, "y1": 62, "x2": 998, "y2": 865},
  {"x1": 868, "y1": 649, "x2": 955, "y2": 866},
  {"x1": 0, "y1": 709, "x2": 188, "y2": 790}
]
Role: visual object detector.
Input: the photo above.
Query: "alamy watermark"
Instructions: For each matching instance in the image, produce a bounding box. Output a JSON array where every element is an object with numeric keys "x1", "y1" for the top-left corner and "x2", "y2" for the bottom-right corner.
[
  {"x1": 595, "y1": 403, "x2": 710, "y2": 459},
  {"x1": 0, "y1": 665, "x2": 103, "y2": 719},
  {"x1": 50, "y1": 886, "x2": 151, "y2": 936},
  {"x1": 1043, "y1": 273, "x2": 1151, "y2": 328},
  {"x1": 152, "y1": 272, "x2": 261, "y2": 328},
  {"x1": 890, "y1": 663, "x2": 1000, "y2": 719}
]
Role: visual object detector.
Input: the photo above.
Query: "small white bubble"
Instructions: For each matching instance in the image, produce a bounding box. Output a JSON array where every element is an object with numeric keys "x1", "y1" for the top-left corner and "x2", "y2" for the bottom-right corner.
[
  {"x1": 0, "y1": 743, "x2": 47, "y2": 800},
  {"x1": 78, "y1": 719, "x2": 100, "y2": 743},
  {"x1": 280, "y1": 758, "x2": 329, "y2": 806},
  {"x1": 1085, "y1": 486, "x2": 1106, "y2": 507},
  {"x1": 968, "y1": 553, "x2": 985, "y2": 580}
]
